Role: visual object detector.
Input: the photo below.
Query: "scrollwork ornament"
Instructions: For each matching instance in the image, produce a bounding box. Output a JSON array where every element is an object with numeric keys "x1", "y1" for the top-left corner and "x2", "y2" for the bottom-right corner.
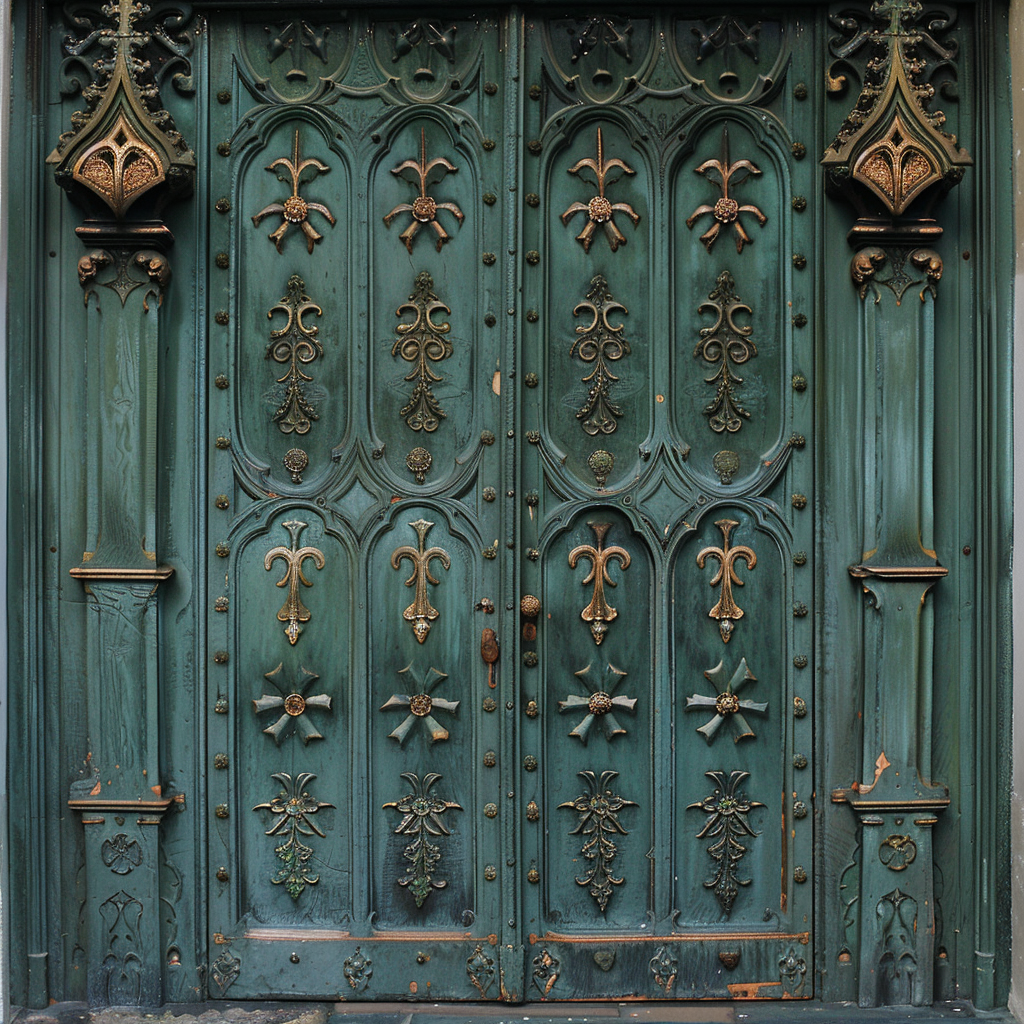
[
  {"x1": 559, "y1": 770, "x2": 637, "y2": 912},
  {"x1": 570, "y1": 275, "x2": 632, "y2": 436},
  {"x1": 688, "y1": 769, "x2": 764, "y2": 916},
  {"x1": 694, "y1": 271, "x2": 757, "y2": 433},
  {"x1": 384, "y1": 772, "x2": 462, "y2": 908},
  {"x1": 265, "y1": 276, "x2": 324, "y2": 435},
  {"x1": 393, "y1": 272, "x2": 453, "y2": 432}
]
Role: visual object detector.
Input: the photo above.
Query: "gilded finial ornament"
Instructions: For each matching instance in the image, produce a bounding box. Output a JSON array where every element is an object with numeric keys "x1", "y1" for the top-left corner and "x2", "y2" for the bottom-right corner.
[
  {"x1": 48, "y1": 0, "x2": 196, "y2": 224},
  {"x1": 569, "y1": 521, "x2": 631, "y2": 645},
  {"x1": 561, "y1": 128, "x2": 640, "y2": 252},
  {"x1": 391, "y1": 519, "x2": 451, "y2": 643},
  {"x1": 264, "y1": 520, "x2": 326, "y2": 645},
  {"x1": 384, "y1": 128, "x2": 465, "y2": 252},
  {"x1": 686, "y1": 129, "x2": 766, "y2": 253},
  {"x1": 697, "y1": 518, "x2": 756, "y2": 643},
  {"x1": 822, "y1": 0, "x2": 971, "y2": 222},
  {"x1": 252, "y1": 129, "x2": 336, "y2": 253}
]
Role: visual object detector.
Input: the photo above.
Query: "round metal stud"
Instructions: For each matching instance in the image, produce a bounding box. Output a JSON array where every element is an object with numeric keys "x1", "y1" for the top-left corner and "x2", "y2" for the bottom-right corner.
[{"x1": 484, "y1": 802, "x2": 498, "y2": 818}]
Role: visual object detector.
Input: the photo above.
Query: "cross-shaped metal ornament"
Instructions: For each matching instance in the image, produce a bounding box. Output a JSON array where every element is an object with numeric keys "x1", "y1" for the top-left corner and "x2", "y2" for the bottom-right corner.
[
  {"x1": 559, "y1": 662, "x2": 636, "y2": 743},
  {"x1": 685, "y1": 657, "x2": 767, "y2": 744},
  {"x1": 381, "y1": 664, "x2": 460, "y2": 745},
  {"x1": 253, "y1": 663, "x2": 333, "y2": 745}
]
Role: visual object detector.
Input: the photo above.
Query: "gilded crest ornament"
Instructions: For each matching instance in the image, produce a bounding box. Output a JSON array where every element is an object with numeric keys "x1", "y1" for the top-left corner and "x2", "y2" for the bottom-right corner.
[
  {"x1": 384, "y1": 128, "x2": 465, "y2": 252},
  {"x1": 569, "y1": 522, "x2": 631, "y2": 645},
  {"x1": 391, "y1": 519, "x2": 451, "y2": 643},
  {"x1": 381, "y1": 664, "x2": 460, "y2": 745},
  {"x1": 559, "y1": 770, "x2": 637, "y2": 912},
  {"x1": 697, "y1": 518, "x2": 756, "y2": 643},
  {"x1": 695, "y1": 272, "x2": 758, "y2": 434},
  {"x1": 822, "y1": 0, "x2": 971, "y2": 221},
  {"x1": 570, "y1": 275, "x2": 632, "y2": 436},
  {"x1": 266, "y1": 276, "x2": 324, "y2": 436},
  {"x1": 264, "y1": 520, "x2": 326, "y2": 645},
  {"x1": 393, "y1": 272, "x2": 453, "y2": 432},
  {"x1": 561, "y1": 128, "x2": 640, "y2": 252},
  {"x1": 686, "y1": 129, "x2": 766, "y2": 253},
  {"x1": 384, "y1": 772, "x2": 462, "y2": 908}
]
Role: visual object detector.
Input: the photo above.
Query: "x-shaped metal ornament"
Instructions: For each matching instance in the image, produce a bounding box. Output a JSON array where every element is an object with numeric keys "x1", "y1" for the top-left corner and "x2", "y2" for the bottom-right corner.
[
  {"x1": 253, "y1": 663, "x2": 333, "y2": 745},
  {"x1": 381, "y1": 663, "x2": 460, "y2": 745},
  {"x1": 559, "y1": 662, "x2": 636, "y2": 743},
  {"x1": 685, "y1": 657, "x2": 767, "y2": 744}
]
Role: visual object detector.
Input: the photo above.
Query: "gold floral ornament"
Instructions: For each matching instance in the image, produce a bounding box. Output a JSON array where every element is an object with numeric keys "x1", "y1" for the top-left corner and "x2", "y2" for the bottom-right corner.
[
  {"x1": 252, "y1": 129, "x2": 336, "y2": 254},
  {"x1": 686, "y1": 128, "x2": 766, "y2": 254},
  {"x1": 569, "y1": 521, "x2": 631, "y2": 645},
  {"x1": 391, "y1": 519, "x2": 451, "y2": 643},
  {"x1": 253, "y1": 772, "x2": 334, "y2": 900},
  {"x1": 697, "y1": 518, "x2": 756, "y2": 643},
  {"x1": 384, "y1": 128, "x2": 465, "y2": 253},
  {"x1": 561, "y1": 128, "x2": 640, "y2": 252},
  {"x1": 264, "y1": 520, "x2": 326, "y2": 645}
]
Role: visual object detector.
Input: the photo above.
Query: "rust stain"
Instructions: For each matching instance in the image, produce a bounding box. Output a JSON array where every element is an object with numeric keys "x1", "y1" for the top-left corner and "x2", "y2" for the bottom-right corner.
[
  {"x1": 89, "y1": 779, "x2": 102, "y2": 796},
  {"x1": 151, "y1": 784, "x2": 162, "y2": 796},
  {"x1": 409, "y1": 981, "x2": 418, "y2": 994},
  {"x1": 728, "y1": 981, "x2": 782, "y2": 999},
  {"x1": 487, "y1": 934, "x2": 498, "y2": 945},
  {"x1": 492, "y1": 371, "x2": 501, "y2": 395}
]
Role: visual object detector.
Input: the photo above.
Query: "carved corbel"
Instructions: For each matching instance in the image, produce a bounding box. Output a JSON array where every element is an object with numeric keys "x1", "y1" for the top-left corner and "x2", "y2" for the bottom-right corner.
[
  {"x1": 822, "y1": 0, "x2": 971, "y2": 264},
  {"x1": 47, "y1": 0, "x2": 196, "y2": 247}
]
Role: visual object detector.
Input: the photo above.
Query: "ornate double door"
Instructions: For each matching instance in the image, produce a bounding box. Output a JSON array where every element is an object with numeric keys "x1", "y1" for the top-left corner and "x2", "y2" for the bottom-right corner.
[{"x1": 207, "y1": 6, "x2": 815, "y2": 1002}]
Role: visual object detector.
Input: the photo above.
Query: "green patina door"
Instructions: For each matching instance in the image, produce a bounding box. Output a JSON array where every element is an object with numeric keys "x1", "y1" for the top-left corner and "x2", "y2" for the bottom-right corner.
[
  {"x1": 205, "y1": 7, "x2": 814, "y2": 1002},
  {"x1": 18, "y1": 0, "x2": 1009, "y2": 1012}
]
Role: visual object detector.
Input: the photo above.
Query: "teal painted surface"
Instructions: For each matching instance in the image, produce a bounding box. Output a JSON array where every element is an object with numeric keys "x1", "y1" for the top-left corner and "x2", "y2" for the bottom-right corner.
[{"x1": 2, "y1": 0, "x2": 1015, "y2": 1012}]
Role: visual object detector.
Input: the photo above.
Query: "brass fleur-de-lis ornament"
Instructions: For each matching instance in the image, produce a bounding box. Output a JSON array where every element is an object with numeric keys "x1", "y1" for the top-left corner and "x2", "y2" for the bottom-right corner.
[
  {"x1": 384, "y1": 128, "x2": 465, "y2": 253},
  {"x1": 696, "y1": 518, "x2": 756, "y2": 643},
  {"x1": 569, "y1": 521, "x2": 631, "y2": 645},
  {"x1": 391, "y1": 519, "x2": 451, "y2": 643},
  {"x1": 686, "y1": 128, "x2": 766, "y2": 254},
  {"x1": 264, "y1": 520, "x2": 326, "y2": 645},
  {"x1": 561, "y1": 128, "x2": 640, "y2": 252},
  {"x1": 252, "y1": 130, "x2": 336, "y2": 253}
]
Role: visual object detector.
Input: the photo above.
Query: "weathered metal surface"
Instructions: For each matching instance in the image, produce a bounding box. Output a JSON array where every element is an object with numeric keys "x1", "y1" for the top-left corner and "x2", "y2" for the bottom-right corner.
[{"x1": 8, "y1": 0, "x2": 1014, "y2": 1013}]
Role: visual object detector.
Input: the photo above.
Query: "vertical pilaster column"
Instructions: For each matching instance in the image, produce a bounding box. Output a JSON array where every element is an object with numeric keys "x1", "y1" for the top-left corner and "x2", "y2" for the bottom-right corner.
[
  {"x1": 46, "y1": 0, "x2": 195, "y2": 1004},
  {"x1": 836, "y1": 248, "x2": 949, "y2": 1007},
  {"x1": 819, "y1": 0, "x2": 971, "y2": 1007}
]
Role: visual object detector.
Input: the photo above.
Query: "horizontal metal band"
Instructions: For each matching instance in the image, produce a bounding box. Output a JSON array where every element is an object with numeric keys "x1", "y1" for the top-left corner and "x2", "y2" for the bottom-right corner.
[
  {"x1": 849, "y1": 563, "x2": 949, "y2": 581},
  {"x1": 532, "y1": 930, "x2": 810, "y2": 945},
  {"x1": 69, "y1": 565, "x2": 175, "y2": 582}
]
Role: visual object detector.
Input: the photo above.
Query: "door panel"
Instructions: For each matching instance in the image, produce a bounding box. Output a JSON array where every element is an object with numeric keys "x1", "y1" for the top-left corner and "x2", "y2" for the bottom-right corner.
[{"x1": 207, "y1": 5, "x2": 816, "y2": 1002}]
